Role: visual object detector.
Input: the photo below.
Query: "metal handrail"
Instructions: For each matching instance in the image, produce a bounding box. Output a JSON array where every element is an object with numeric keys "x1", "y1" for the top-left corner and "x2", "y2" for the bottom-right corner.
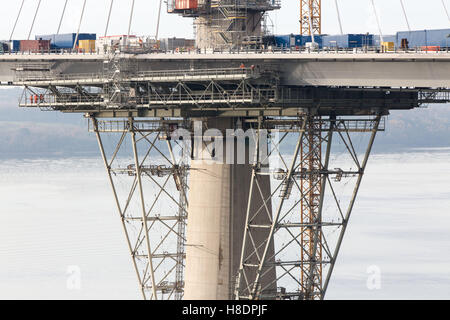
[
  {"x1": 19, "y1": 85, "x2": 275, "y2": 108},
  {"x1": 3, "y1": 44, "x2": 450, "y2": 57},
  {"x1": 16, "y1": 67, "x2": 256, "y2": 83}
]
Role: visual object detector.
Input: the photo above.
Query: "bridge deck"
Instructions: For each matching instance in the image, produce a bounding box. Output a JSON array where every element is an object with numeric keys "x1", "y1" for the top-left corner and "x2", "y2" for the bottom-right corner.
[
  {"x1": 1, "y1": 51, "x2": 450, "y2": 61},
  {"x1": 1, "y1": 52, "x2": 450, "y2": 88}
]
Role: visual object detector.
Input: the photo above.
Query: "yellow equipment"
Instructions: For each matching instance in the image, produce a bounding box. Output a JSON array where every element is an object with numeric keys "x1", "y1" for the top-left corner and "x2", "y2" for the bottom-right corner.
[
  {"x1": 382, "y1": 42, "x2": 395, "y2": 52},
  {"x1": 78, "y1": 39, "x2": 96, "y2": 53}
]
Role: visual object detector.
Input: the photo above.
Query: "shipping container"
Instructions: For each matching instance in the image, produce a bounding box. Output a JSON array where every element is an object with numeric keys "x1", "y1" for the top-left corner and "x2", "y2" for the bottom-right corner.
[
  {"x1": 262, "y1": 35, "x2": 276, "y2": 47},
  {"x1": 382, "y1": 42, "x2": 395, "y2": 52},
  {"x1": 78, "y1": 39, "x2": 96, "y2": 53},
  {"x1": 175, "y1": 0, "x2": 198, "y2": 10},
  {"x1": 396, "y1": 29, "x2": 450, "y2": 48},
  {"x1": 160, "y1": 37, "x2": 196, "y2": 51},
  {"x1": 0, "y1": 41, "x2": 10, "y2": 53},
  {"x1": 274, "y1": 34, "x2": 323, "y2": 48},
  {"x1": 10, "y1": 40, "x2": 20, "y2": 52},
  {"x1": 274, "y1": 34, "x2": 293, "y2": 47},
  {"x1": 323, "y1": 34, "x2": 373, "y2": 49},
  {"x1": 96, "y1": 35, "x2": 137, "y2": 53},
  {"x1": 20, "y1": 40, "x2": 51, "y2": 53},
  {"x1": 421, "y1": 46, "x2": 441, "y2": 52},
  {"x1": 36, "y1": 33, "x2": 96, "y2": 49},
  {"x1": 300, "y1": 35, "x2": 323, "y2": 48}
]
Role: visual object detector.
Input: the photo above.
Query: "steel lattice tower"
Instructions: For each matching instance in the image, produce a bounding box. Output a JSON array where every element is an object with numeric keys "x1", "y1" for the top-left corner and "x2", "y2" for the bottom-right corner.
[
  {"x1": 300, "y1": 0, "x2": 322, "y2": 35},
  {"x1": 300, "y1": 117, "x2": 323, "y2": 299}
]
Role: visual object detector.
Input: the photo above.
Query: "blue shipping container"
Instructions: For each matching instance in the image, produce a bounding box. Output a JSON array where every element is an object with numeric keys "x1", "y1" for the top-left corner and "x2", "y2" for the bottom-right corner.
[
  {"x1": 274, "y1": 34, "x2": 322, "y2": 48},
  {"x1": 36, "y1": 33, "x2": 96, "y2": 49},
  {"x1": 323, "y1": 34, "x2": 373, "y2": 48},
  {"x1": 293, "y1": 35, "x2": 303, "y2": 46},
  {"x1": 274, "y1": 34, "x2": 295, "y2": 47},
  {"x1": 299, "y1": 35, "x2": 323, "y2": 48},
  {"x1": 396, "y1": 29, "x2": 450, "y2": 48},
  {"x1": 10, "y1": 40, "x2": 20, "y2": 52}
]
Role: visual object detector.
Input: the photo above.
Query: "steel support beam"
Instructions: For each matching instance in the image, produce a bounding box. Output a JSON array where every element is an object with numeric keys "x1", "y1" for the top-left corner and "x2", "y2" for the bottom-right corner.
[
  {"x1": 92, "y1": 117, "x2": 189, "y2": 300},
  {"x1": 322, "y1": 115, "x2": 382, "y2": 298},
  {"x1": 234, "y1": 115, "x2": 383, "y2": 300}
]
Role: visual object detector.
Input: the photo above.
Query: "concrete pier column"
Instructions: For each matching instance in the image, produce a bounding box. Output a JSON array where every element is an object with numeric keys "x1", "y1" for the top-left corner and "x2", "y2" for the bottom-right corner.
[{"x1": 184, "y1": 118, "x2": 276, "y2": 300}]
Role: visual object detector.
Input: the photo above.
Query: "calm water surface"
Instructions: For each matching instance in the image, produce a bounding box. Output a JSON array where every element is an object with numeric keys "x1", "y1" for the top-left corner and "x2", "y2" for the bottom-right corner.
[{"x1": 0, "y1": 149, "x2": 449, "y2": 299}]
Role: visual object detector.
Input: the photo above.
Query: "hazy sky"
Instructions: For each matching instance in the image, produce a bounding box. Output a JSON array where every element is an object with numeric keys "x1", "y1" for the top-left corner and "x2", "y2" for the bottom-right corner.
[{"x1": 0, "y1": 0, "x2": 449, "y2": 41}]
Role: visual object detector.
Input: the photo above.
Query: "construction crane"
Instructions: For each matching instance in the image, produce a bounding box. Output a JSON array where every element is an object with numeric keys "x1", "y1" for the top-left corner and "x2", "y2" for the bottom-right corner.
[
  {"x1": 300, "y1": 0, "x2": 322, "y2": 35},
  {"x1": 299, "y1": 0, "x2": 323, "y2": 298}
]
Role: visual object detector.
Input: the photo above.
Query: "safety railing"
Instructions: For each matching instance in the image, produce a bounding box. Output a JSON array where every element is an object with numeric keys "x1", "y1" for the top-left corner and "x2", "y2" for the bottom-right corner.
[
  {"x1": 211, "y1": 0, "x2": 281, "y2": 10},
  {"x1": 88, "y1": 119, "x2": 187, "y2": 133},
  {"x1": 2, "y1": 44, "x2": 450, "y2": 57},
  {"x1": 271, "y1": 117, "x2": 386, "y2": 133},
  {"x1": 19, "y1": 86, "x2": 276, "y2": 109},
  {"x1": 15, "y1": 67, "x2": 258, "y2": 83}
]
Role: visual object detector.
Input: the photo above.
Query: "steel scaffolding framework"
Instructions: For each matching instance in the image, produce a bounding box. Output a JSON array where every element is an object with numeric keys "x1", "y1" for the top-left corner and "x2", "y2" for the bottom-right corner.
[
  {"x1": 91, "y1": 117, "x2": 190, "y2": 300},
  {"x1": 234, "y1": 115, "x2": 382, "y2": 300},
  {"x1": 89, "y1": 113, "x2": 383, "y2": 300},
  {"x1": 168, "y1": 0, "x2": 280, "y2": 48}
]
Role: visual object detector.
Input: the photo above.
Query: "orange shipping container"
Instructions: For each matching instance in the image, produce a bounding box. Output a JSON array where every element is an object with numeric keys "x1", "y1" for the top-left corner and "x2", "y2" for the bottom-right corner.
[
  {"x1": 175, "y1": 0, "x2": 198, "y2": 10},
  {"x1": 421, "y1": 46, "x2": 441, "y2": 52}
]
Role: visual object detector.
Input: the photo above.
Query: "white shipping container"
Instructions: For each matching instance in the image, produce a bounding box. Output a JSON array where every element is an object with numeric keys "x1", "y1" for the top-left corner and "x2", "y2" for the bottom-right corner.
[{"x1": 96, "y1": 35, "x2": 138, "y2": 53}]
